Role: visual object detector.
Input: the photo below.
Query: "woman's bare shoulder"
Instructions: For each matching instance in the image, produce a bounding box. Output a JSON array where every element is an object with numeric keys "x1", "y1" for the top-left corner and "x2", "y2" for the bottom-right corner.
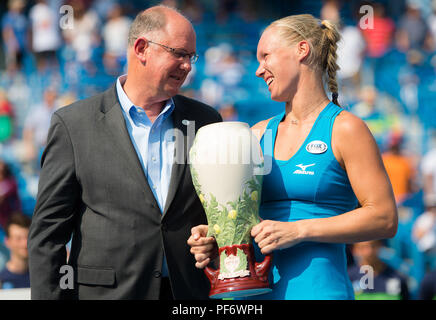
[
  {"x1": 251, "y1": 117, "x2": 274, "y2": 141},
  {"x1": 334, "y1": 109, "x2": 372, "y2": 138}
]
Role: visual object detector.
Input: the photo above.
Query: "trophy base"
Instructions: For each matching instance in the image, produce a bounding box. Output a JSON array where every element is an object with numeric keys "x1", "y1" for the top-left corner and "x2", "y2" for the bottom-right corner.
[
  {"x1": 208, "y1": 275, "x2": 272, "y2": 299},
  {"x1": 210, "y1": 287, "x2": 272, "y2": 299},
  {"x1": 205, "y1": 244, "x2": 273, "y2": 299}
]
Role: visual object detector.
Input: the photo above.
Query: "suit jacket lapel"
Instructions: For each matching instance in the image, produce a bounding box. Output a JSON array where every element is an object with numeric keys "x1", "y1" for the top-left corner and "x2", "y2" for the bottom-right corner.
[
  {"x1": 162, "y1": 98, "x2": 191, "y2": 217},
  {"x1": 98, "y1": 85, "x2": 160, "y2": 210}
]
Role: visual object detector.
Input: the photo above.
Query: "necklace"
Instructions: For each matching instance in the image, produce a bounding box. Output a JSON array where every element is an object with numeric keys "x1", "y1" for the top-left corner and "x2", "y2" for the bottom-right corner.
[{"x1": 287, "y1": 98, "x2": 328, "y2": 125}]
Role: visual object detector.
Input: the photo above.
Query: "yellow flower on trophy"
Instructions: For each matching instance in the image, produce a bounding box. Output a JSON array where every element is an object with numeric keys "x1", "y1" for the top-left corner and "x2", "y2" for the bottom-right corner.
[
  {"x1": 228, "y1": 209, "x2": 237, "y2": 220},
  {"x1": 199, "y1": 194, "x2": 205, "y2": 203},
  {"x1": 213, "y1": 224, "x2": 221, "y2": 234},
  {"x1": 251, "y1": 191, "x2": 258, "y2": 202}
]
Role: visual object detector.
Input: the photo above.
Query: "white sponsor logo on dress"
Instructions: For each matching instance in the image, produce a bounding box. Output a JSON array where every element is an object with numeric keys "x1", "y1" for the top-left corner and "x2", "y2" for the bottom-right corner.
[
  {"x1": 293, "y1": 163, "x2": 316, "y2": 175},
  {"x1": 306, "y1": 140, "x2": 328, "y2": 154}
]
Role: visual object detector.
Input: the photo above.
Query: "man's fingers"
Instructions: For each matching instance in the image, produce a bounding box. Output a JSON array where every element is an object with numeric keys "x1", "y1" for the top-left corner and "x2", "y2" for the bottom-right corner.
[
  {"x1": 191, "y1": 225, "x2": 208, "y2": 237},
  {"x1": 188, "y1": 235, "x2": 215, "y2": 246},
  {"x1": 195, "y1": 257, "x2": 211, "y2": 269},
  {"x1": 190, "y1": 243, "x2": 215, "y2": 254}
]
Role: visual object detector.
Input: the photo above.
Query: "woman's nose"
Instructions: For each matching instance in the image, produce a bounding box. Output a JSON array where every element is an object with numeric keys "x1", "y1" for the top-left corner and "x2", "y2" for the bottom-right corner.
[{"x1": 255, "y1": 63, "x2": 265, "y2": 78}]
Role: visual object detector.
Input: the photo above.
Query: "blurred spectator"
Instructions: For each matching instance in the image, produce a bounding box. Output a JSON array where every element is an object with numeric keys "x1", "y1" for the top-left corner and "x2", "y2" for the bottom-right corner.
[
  {"x1": 348, "y1": 240, "x2": 410, "y2": 300},
  {"x1": 29, "y1": 0, "x2": 62, "y2": 72},
  {"x1": 428, "y1": 1, "x2": 436, "y2": 50},
  {"x1": 204, "y1": 43, "x2": 244, "y2": 87},
  {"x1": 0, "y1": 161, "x2": 21, "y2": 231},
  {"x1": 421, "y1": 145, "x2": 436, "y2": 198},
  {"x1": 0, "y1": 90, "x2": 14, "y2": 143},
  {"x1": 180, "y1": 0, "x2": 205, "y2": 23},
  {"x1": 1, "y1": 0, "x2": 28, "y2": 75},
  {"x1": 418, "y1": 268, "x2": 436, "y2": 299},
  {"x1": 412, "y1": 194, "x2": 436, "y2": 258},
  {"x1": 160, "y1": 0, "x2": 179, "y2": 9},
  {"x1": 320, "y1": 0, "x2": 340, "y2": 23},
  {"x1": 102, "y1": 3, "x2": 132, "y2": 75},
  {"x1": 382, "y1": 131, "x2": 415, "y2": 204},
  {"x1": 359, "y1": 3, "x2": 395, "y2": 58},
  {"x1": 218, "y1": 103, "x2": 238, "y2": 121},
  {"x1": 336, "y1": 22, "x2": 366, "y2": 96},
  {"x1": 352, "y1": 86, "x2": 379, "y2": 119},
  {"x1": 62, "y1": 0, "x2": 101, "y2": 68},
  {"x1": 323, "y1": 0, "x2": 366, "y2": 105},
  {"x1": 397, "y1": 3, "x2": 430, "y2": 50},
  {"x1": 91, "y1": 0, "x2": 118, "y2": 21},
  {"x1": 202, "y1": 43, "x2": 244, "y2": 106},
  {"x1": 21, "y1": 87, "x2": 58, "y2": 170},
  {"x1": 0, "y1": 213, "x2": 30, "y2": 289},
  {"x1": 351, "y1": 86, "x2": 397, "y2": 146}
]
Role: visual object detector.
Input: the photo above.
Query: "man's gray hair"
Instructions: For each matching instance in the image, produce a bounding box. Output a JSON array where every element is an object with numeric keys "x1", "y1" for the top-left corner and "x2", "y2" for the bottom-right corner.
[{"x1": 127, "y1": 5, "x2": 190, "y2": 47}]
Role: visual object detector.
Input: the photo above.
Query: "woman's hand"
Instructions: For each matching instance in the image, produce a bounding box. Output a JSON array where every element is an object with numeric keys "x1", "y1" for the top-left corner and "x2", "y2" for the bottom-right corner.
[
  {"x1": 187, "y1": 225, "x2": 218, "y2": 269},
  {"x1": 251, "y1": 220, "x2": 304, "y2": 254}
]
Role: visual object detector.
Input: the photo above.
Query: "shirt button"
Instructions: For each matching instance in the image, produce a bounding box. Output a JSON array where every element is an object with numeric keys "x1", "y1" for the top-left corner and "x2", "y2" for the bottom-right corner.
[
  {"x1": 152, "y1": 156, "x2": 156, "y2": 162},
  {"x1": 153, "y1": 271, "x2": 162, "y2": 278},
  {"x1": 153, "y1": 185, "x2": 157, "y2": 190}
]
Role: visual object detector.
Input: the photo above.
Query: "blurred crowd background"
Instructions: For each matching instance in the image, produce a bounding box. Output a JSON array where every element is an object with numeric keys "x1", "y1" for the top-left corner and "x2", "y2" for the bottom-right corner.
[{"x1": 1, "y1": 0, "x2": 436, "y2": 299}]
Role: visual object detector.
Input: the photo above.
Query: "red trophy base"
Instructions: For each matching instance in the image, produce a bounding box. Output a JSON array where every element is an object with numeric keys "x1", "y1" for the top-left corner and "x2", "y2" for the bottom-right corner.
[{"x1": 204, "y1": 243, "x2": 272, "y2": 299}]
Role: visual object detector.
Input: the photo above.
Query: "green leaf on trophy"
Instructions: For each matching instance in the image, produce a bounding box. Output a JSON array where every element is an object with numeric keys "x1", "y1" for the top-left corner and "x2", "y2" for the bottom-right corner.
[
  {"x1": 236, "y1": 248, "x2": 248, "y2": 271},
  {"x1": 192, "y1": 169, "x2": 263, "y2": 247},
  {"x1": 216, "y1": 205, "x2": 236, "y2": 247},
  {"x1": 206, "y1": 194, "x2": 220, "y2": 238}
]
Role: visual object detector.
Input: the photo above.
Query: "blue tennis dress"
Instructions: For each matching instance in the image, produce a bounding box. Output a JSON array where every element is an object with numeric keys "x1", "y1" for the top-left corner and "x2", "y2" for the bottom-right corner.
[{"x1": 254, "y1": 102, "x2": 358, "y2": 300}]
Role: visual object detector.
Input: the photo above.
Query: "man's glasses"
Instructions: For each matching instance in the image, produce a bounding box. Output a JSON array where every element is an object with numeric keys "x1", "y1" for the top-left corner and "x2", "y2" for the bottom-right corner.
[{"x1": 148, "y1": 40, "x2": 199, "y2": 64}]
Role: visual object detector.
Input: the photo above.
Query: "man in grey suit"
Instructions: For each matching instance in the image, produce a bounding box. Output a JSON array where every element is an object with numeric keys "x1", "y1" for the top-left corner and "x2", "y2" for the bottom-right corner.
[{"x1": 28, "y1": 6, "x2": 222, "y2": 299}]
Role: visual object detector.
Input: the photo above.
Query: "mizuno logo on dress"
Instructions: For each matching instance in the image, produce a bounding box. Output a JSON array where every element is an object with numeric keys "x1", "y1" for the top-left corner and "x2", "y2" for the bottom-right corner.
[{"x1": 293, "y1": 163, "x2": 315, "y2": 175}]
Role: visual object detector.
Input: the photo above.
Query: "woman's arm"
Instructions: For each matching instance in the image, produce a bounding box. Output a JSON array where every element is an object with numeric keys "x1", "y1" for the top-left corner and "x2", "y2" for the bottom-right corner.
[{"x1": 252, "y1": 111, "x2": 398, "y2": 254}]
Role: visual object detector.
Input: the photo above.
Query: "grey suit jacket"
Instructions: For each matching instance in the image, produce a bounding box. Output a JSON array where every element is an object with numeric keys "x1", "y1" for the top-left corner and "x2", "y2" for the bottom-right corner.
[{"x1": 28, "y1": 84, "x2": 222, "y2": 299}]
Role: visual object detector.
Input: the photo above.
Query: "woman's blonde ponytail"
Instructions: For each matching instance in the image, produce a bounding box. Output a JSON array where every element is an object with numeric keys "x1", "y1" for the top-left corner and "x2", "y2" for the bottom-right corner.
[{"x1": 320, "y1": 20, "x2": 341, "y2": 106}]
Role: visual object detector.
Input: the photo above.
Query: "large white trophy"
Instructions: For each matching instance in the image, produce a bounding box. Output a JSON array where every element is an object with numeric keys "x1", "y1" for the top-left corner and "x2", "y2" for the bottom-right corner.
[{"x1": 189, "y1": 121, "x2": 272, "y2": 299}]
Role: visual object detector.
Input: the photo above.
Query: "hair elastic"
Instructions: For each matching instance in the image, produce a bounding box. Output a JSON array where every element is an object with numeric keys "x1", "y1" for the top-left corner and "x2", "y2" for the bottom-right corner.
[{"x1": 319, "y1": 20, "x2": 327, "y2": 29}]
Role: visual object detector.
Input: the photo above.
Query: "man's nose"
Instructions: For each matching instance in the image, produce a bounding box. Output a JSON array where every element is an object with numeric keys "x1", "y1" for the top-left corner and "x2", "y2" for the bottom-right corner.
[{"x1": 180, "y1": 57, "x2": 192, "y2": 72}]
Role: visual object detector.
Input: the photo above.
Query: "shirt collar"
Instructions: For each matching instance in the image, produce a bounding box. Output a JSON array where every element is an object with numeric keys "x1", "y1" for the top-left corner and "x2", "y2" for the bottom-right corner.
[{"x1": 116, "y1": 75, "x2": 175, "y2": 127}]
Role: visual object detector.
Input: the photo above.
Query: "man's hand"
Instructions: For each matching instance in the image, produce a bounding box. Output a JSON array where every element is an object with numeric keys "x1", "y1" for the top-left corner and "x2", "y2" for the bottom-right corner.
[{"x1": 187, "y1": 225, "x2": 218, "y2": 269}]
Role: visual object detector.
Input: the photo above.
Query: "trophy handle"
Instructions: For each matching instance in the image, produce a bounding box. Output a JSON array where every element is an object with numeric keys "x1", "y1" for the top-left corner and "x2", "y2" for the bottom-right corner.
[
  {"x1": 254, "y1": 253, "x2": 272, "y2": 280},
  {"x1": 204, "y1": 266, "x2": 219, "y2": 286}
]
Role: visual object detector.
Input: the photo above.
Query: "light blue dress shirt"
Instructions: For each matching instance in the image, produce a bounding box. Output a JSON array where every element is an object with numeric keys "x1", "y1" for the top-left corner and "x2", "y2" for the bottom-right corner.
[{"x1": 116, "y1": 75, "x2": 174, "y2": 277}]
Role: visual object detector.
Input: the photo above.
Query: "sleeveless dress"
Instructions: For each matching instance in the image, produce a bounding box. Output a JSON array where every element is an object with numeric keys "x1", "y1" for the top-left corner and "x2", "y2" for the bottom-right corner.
[{"x1": 254, "y1": 102, "x2": 358, "y2": 300}]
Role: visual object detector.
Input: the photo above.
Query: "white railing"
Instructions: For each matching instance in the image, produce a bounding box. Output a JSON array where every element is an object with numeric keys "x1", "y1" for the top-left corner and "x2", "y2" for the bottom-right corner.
[{"x1": 0, "y1": 288, "x2": 30, "y2": 300}]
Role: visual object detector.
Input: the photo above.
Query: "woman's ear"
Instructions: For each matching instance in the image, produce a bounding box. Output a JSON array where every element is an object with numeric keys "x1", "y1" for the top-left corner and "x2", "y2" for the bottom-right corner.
[{"x1": 296, "y1": 40, "x2": 310, "y2": 62}]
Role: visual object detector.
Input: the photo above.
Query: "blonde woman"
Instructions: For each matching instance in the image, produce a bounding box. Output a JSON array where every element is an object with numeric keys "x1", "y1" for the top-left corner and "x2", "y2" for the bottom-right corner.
[{"x1": 188, "y1": 14, "x2": 398, "y2": 299}]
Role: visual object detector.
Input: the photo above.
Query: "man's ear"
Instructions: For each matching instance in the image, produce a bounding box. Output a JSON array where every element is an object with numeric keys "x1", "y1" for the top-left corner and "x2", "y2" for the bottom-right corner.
[
  {"x1": 296, "y1": 40, "x2": 310, "y2": 62},
  {"x1": 133, "y1": 37, "x2": 149, "y2": 64}
]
